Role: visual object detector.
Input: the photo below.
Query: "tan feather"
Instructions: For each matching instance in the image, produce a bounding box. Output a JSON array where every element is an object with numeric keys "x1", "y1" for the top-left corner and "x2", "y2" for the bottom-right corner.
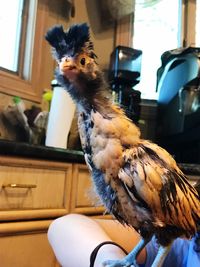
[{"x1": 119, "y1": 143, "x2": 200, "y2": 234}]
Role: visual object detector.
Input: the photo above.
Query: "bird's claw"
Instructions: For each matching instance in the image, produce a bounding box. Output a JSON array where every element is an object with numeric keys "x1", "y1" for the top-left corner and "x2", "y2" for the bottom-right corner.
[{"x1": 103, "y1": 259, "x2": 139, "y2": 267}]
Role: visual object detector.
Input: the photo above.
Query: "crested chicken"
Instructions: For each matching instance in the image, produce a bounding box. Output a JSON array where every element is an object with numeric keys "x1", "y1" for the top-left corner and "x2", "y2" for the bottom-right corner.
[{"x1": 45, "y1": 23, "x2": 200, "y2": 267}]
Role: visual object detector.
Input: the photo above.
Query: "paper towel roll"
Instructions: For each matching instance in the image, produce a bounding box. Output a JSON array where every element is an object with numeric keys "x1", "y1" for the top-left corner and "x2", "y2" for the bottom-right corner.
[{"x1": 45, "y1": 84, "x2": 75, "y2": 149}]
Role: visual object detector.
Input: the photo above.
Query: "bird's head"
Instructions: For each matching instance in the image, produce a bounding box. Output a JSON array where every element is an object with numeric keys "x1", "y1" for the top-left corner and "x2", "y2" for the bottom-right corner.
[{"x1": 45, "y1": 23, "x2": 104, "y2": 104}]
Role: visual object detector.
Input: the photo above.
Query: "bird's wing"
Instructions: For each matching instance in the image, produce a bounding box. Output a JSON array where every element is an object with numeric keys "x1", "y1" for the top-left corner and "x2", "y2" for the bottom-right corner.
[{"x1": 119, "y1": 141, "x2": 200, "y2": 233}]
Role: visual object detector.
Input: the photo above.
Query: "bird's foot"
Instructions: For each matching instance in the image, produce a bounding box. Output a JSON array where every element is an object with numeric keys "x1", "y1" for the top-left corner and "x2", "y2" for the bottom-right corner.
[
  {"x1": 103, "y1": 238, "x2": 148, "y2": 267},
  {"x1": 103, "y1": 258, "x2": 139, "y2": 267}
]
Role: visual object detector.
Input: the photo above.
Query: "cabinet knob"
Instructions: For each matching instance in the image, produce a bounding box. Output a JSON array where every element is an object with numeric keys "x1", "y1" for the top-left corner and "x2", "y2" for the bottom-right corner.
[{"x1": 2, "y1": 183, "x2": 37, "y2": 189}]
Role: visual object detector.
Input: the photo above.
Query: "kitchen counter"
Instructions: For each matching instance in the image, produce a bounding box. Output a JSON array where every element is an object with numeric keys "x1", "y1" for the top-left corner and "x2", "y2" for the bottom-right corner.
[
  {"x1": 178, "y1": 163, "x2": 200, "y2": 176},
  {"x1": 0, "y1": 139, "x2": 85, "y2": 163},
  {"x1": 0, "y1": 139, "x2": 200, "y2": 176}
]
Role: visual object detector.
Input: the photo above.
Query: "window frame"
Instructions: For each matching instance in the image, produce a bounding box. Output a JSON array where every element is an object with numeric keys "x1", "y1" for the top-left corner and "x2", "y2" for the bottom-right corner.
[
  {"x1": 182, "y1": 0, "x2": 197, "y2": 47},
  {"x1": 0, "y1": 0, "x2": 47, "y2": 103}
]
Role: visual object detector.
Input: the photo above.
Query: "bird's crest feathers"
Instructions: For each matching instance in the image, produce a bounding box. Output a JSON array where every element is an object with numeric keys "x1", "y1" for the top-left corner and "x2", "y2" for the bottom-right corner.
[{"x1": 45, "y1": 23, "x2": 95, "y2": 60}]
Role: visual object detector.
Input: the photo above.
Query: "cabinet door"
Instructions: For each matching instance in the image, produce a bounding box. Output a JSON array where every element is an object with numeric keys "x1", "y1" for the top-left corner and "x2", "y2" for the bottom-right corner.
[
  {"x1": 0, "y1": 224, "x2": 59, "y2": 267},
  {"x1": 70, "y1": 164, "x2": 105, "y2": 214},
  {"x1": 0, "y1": 156, "x2": 72, "y2": 221}
]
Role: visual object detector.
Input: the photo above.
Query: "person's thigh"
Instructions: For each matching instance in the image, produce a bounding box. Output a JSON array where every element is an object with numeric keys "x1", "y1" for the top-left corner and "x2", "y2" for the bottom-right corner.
[
  {"x1": 95, "y1": 218, "x2": 141, "y2": 252},
  {"x1": 48, "y1": 214, "x2": 130, "y2": 267}
]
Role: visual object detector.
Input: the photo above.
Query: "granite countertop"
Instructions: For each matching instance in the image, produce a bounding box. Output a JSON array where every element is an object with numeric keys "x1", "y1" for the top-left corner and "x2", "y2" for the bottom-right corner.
[
  {"x1": 0, "y1": 139, "x2": 85, "y2": 163},
  {"x1": 0, "y1": 139, "x2": 200, "y2": 175},
  {"x1": 178, "y1": 163, "x2": 200, "y2": 176}
]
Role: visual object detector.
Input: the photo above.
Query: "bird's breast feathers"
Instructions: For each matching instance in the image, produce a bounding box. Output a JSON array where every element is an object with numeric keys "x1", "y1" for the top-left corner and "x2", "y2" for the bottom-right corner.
[
  {"x1": 78, "y1": 107, "x2": 200, "y2": 234},
  {"x1": 78, "y1": 106, "x2": 140, "y2": 180}
]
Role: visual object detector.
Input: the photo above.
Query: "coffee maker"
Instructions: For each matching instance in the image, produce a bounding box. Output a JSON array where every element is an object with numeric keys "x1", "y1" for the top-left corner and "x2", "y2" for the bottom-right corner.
[
  {"x1": 157, "y1": 47, "x2": 200, "y2": 136},
  {"x1": 156, "y1": 47, "x2": 200, "y2": 163},
  {"x1": 108, "y1": 46, "x2": 142, "y2": 123}
]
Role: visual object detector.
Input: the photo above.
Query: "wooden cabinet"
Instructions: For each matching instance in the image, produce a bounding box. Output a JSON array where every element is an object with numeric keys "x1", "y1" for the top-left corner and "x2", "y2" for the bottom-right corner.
[
  {"x1": 0, "y1": 155, "x2": 103, "y2": 267},
  {"x1": 0, "y1": 156, "x2": 72, "y2": 221},
  {"x1": 0, "y1": 225, "x2": 58, "y2": 267},
  {"x1": 70, "y1": 164, "x2": 104, "y2": 214}
]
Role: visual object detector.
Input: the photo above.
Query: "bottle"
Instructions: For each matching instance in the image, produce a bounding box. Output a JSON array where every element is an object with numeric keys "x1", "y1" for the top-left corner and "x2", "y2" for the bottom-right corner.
[{"x1": 45, "y1": 80, "x2": 75, "y2": 149}]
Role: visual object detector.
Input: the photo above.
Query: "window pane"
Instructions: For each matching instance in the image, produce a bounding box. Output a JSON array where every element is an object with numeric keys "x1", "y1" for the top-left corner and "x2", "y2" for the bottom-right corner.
[
  {"x1": 0, "y1": 0, "x2": 24, "y2": 72},
  {"x1": 133, "y1": 0, "x2": 182, "y2": 99},
  {"x1": 196, "y1": 0, "x2": 200, "y2": 46}
]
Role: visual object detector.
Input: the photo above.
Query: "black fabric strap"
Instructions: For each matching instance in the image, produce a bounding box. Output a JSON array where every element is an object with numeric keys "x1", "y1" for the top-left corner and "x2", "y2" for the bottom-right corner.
[{"x1": 89, "y1": 241, "x2": 128, "y2": 267}]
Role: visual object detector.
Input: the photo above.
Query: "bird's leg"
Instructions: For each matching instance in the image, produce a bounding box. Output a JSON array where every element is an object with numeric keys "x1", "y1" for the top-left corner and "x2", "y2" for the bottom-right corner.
[
  {"x1": 151, "y1": 243, "x2": 172, "y2": 267},
  {"x1": 103, "y1": 238, "x2": 149, "y2": 267}
]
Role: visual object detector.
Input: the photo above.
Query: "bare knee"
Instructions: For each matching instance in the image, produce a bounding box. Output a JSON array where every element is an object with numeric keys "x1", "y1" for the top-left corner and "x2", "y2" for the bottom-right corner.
[
  {"x1": 48, "y1": 214, "x2": 90, "y2": 246},
  {"x1": 48, "y1": 214, "x2": 97, "y2": 267}
]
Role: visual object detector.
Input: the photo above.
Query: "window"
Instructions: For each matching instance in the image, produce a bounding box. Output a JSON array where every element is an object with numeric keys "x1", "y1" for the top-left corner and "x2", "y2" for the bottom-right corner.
[
  {"x1": 133, "y1": 0, "x2": 182, "y2": 100},
  {"x1": 132, "y1": 0, "x2": 200, "y2": 100},
  {"x1": 0, "y1": 0, "x2": 47, "y2": 102},
  {"x1": 0, "y1": 0, "x2": 24, "y2": 72}
]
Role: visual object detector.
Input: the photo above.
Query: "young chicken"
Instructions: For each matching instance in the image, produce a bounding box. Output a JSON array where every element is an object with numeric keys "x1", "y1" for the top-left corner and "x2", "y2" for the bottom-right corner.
[{"x1": 45, "y1": 23, "x2": 200, "y2": 267}]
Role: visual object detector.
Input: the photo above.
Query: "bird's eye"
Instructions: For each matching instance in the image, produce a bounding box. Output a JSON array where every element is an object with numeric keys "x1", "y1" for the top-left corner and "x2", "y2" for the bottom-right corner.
[{"x1": 80, "y1": 58, "x2": 86, "y2": 66}]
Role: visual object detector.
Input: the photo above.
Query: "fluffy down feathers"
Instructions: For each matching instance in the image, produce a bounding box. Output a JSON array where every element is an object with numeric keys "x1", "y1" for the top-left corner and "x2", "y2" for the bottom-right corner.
[
  {"x1": 46, "y1": 23, "x2": 200, "y2": 267},
  {"x1": 78, "y1": 101, "x2": 200, "y2": 246}
]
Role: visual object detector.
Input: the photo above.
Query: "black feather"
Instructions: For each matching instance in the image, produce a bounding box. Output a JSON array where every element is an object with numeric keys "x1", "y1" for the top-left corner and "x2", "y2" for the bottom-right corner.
[
  {"x1": 46, "y1": 23, "x2": 93, "y2": 60},
  {"x1": 195, "y1": 180, "x2": 200, "y2": 197},
  {"x1": 45, "y1": 25, "x2": 67, "y2": 59},
  {"x1": 65, "y1": 23, "x2": 91, "y2": 54},
  {"x1": 45, "y1": 25, "x2": 64, "y2": 48}
]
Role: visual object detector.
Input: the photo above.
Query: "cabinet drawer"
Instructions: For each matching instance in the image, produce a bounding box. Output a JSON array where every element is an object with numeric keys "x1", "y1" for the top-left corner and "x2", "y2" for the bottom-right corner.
[
  {"x1": 71, "y1": 164, "x2": 104, "y2": 214},
  {"x1": 0, "y1": 223, "x2": 57, "y2": 267},
  {"x1": 0, "y1": 156, "x2": 72, "y2": 220}
]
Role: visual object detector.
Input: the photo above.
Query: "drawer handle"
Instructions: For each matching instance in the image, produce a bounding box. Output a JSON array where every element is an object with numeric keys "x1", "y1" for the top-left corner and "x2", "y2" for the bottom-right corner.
[{"x1": 2, "y1": 183, "x2": 37, "y2": 189}]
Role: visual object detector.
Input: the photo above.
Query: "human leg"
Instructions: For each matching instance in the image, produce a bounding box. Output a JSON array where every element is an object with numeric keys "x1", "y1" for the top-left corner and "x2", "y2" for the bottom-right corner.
[
  {"x1": 48, "y1": 214, "x2": 127, "y2": 267},
  {"x1": 47, "y1": 214, "x2": 146, "y2": 267}
]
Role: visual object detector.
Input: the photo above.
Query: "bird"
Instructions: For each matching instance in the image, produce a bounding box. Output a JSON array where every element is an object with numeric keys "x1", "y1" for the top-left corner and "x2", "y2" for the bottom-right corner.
[{"x1": 45, "y1": 23, "x2": 200, "y2": 267}]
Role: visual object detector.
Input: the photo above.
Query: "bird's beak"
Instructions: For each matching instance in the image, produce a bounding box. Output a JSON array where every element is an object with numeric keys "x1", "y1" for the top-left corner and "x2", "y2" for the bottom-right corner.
[
  {"x1": 59, "y1": 57, "x2": 76, "y2": 72},
  {"x1": 59, "y1": 57, "x2": 78, "y2": 81}
]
